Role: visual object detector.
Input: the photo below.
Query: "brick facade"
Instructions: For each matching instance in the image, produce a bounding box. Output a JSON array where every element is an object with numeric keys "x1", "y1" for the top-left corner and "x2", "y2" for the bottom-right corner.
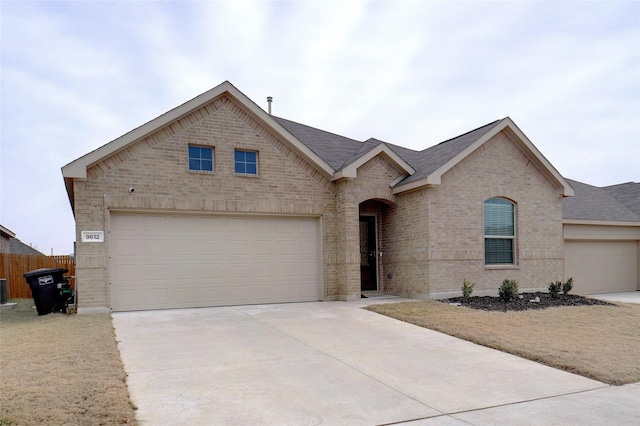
[
  {"x1": 423, "y1": 132, "x2": 564, "y2": 298},
  {"x1": 69, "y1": 89, "x2": 566, "y2": 310},
  {"x1": 74, "y1": 95, "x2": 338, "y2": 309}
]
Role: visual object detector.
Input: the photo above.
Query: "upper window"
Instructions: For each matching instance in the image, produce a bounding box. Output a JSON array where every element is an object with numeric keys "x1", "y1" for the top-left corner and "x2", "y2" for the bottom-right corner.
[
  {"x1": 484, "y1": 198, "x2": 515, "y2": 265},
  {"x1": 234, "y1": 150, "x2": 258, "y2": 175},
  {"x1": 188, "y1": 146, "x2": 213, "y2": 172}
]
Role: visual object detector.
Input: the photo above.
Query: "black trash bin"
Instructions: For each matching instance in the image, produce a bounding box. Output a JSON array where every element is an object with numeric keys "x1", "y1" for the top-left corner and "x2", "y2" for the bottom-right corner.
[{"x1": 23, "y1": 268, "x2": 69, "y2": 315}]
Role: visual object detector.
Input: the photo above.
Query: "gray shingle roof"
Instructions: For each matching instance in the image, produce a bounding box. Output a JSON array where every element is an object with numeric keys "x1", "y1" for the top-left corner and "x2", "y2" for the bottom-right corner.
[
  {"x1": 603, "y1": 182, "x2": 640, "y2": 216},
  {"x1": 398, "y1": 120, "x2": 502, "y2": 185},
  {"x1": 273, "y1": 117, "x2": 365, "y2": 170},
  {"x1": 274, "y1": 115, "x2": 636, "y2": 224},
  {"x1": 563, "y1": 179, "x2": 640, "y2": 222},
  {"x1": 274, "y1": 116, "x2": 501, "y2": 181},
  {"x1": 9, "y1": 238, "x2": 45, "y2": 255}
]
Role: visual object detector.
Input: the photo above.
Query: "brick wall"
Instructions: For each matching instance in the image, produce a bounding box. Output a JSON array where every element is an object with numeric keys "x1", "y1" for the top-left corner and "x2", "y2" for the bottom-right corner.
[
  {"x1": 0, "y1": 234, "x2": 10, "y2": 253},
  {"x1": 424, "y1": 131, "x2": 564, "y2": 298},
  {"x1": 72, "y1": 94, "x2": 565, "y2": 309},
  {"x1": 74, "y1": 95, "x2": 337, "y2": 309}
]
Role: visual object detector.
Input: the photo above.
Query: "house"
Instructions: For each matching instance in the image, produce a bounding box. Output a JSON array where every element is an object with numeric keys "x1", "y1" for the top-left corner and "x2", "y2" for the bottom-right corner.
[
  {"x1": 61, "y1": 81, "x2": 638, "y2": 312},
  {"x1": 563, "y1": 180, "x2": 640, "y2": 294},
  {"x1": 0, "y1": 224, "x2": 45, "y2": 255},
  {"x1": 0, "y1": 225, "x2": 14, "y2": 253}
]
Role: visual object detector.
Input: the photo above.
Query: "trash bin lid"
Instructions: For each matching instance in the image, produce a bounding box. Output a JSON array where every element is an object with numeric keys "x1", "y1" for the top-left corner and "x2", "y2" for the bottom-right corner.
[{"x1": 23, "y1": 268, "x2": 69, "y2": 278}]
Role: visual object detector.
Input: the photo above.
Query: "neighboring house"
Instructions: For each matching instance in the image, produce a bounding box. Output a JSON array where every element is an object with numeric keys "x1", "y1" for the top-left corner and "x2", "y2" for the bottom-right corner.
[
  {"x1": 0, "y1": 225, "x2": 15, "y2": 253},
  {"x1": 0, "y1": 224, "x2": 45, "y2": 255},
  {"x1": 563, "y1": 180, "x2": 640, "y2": 294},
  {"x1": 61, "y1": 81, "x2": 636, "y2": 313}
]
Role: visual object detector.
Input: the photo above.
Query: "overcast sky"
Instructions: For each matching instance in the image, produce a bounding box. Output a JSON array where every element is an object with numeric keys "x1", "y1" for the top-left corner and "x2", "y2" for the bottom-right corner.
[{"x1": 1, "y1": 1, "x2": 638, "y2": 255}]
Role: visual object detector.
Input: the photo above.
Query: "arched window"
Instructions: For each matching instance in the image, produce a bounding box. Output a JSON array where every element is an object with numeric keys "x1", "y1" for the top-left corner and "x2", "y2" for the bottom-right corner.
[{"x1": 484, "y1": 198, "x2": 516, "y2": 265}]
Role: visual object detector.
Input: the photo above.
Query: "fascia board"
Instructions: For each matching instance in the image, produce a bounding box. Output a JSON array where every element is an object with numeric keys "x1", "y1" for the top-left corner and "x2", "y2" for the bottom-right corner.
[
  {"x1": 563, "y1": 219, "x2": 640, "y2": 227},
  {"x1": 332, "y1": 144, "x2": 415, "y2": 181},
  {"x1": 246, "y1": 107, "x2": 334, "y2": 178},
  {"x1": 61, "y1": 81, "x2": 335, "y2": 180},
  {"x1": 501, "y1": 118, "x2": 574, "y2": 197},
  {"x1": 392, "y1": 127, "x2": 499, "y2": 194},
  {"x1": 392, "y1": 176, "x2": 438, "y2": 194},
  {"x1": 0, "y1": 225, "x2": 16, "y2": 238},
  {"x1": 62, "y1": 82, "x2": 235, "y2": 179},
  {"x1": 393, "y1": 117, "x2": 576, "y2": 197}
]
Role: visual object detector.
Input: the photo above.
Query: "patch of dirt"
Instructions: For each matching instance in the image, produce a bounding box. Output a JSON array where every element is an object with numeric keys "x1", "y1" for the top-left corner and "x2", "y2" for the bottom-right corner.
[
  {"x1": 0, "y1": 299, "x2": 138, "y2": 425},
  {"x1": 443, "y1": 292, "x2": 615, "y2": 312}
]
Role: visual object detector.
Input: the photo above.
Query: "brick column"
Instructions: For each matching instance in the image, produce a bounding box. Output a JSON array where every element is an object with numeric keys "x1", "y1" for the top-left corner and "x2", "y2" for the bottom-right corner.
[{"x1": 335, "y1": 181, "x2": 361, "y2": 301}]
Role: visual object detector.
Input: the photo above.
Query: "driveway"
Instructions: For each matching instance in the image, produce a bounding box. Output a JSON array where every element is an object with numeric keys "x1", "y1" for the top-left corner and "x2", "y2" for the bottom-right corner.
[{"x1": 112, "y1": 299, "x2": 640, "y2": 425}]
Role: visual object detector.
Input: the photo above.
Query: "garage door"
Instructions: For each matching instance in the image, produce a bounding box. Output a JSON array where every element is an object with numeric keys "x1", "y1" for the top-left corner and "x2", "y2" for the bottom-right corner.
[
  {"x1": 110, "y1": 213, "x2": 321, "y2": 311},
  {"x1": 564, "y1": 241, "x2": 638, "y2": 294}
]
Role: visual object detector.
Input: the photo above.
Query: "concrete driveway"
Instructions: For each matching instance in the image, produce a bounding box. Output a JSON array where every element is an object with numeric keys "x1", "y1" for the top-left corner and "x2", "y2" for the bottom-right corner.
[{"x1": 112, "y1": 299, "x2": 640, "y2": 425}]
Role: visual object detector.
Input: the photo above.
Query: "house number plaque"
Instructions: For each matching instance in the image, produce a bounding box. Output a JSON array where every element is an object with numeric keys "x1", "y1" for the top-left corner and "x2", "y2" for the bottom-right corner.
[{"x1": 81, "y1": 231, "x2": 104, "y2": 242}]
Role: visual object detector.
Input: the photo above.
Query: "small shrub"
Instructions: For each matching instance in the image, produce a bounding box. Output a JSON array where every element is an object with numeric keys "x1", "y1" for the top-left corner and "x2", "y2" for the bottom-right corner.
[
  {"x1": 461, "y1": 279, "x2": 475, "y2": 302},
  {"x1": 563, "y1": 277, "x2": 574, "y2": 295},
  {"x1": 498, "y1": 279, "x2": 519, "y2": 302},
  {"x1": 548, "y1": 281, "x2": 562, "y2": 299}
]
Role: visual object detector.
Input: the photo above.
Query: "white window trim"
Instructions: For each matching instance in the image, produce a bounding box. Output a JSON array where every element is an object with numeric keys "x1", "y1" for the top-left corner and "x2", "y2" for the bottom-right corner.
[{"x1": 483, "y1": 198, "x2": 518, "y2": 267}]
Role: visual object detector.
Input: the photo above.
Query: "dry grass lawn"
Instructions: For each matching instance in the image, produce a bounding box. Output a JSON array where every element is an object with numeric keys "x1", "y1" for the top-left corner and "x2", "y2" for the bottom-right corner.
[
  {"x1": 366, "y1": 300, "x2": 640, "y2": 385},
  {"x1": 0, "y1": 299, "x2": 137, "y2": 425}
]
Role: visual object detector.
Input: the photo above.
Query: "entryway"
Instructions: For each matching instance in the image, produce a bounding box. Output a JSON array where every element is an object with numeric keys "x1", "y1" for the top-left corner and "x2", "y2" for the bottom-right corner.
[{"x1": 359, "y1": 215, "x2": 377, "y2": 291}]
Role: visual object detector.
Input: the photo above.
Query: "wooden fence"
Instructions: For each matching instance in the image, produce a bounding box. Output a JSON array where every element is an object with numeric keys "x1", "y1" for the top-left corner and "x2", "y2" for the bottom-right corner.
[{"x1": 0, "y1": 253, "x2": 76, "y2": 299}]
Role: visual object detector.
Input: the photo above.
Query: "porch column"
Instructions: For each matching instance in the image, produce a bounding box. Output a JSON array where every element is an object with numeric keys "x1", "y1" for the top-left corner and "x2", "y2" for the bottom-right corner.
[{"x1": 336, "y1": 181, "x2": 361, "y2": 301}]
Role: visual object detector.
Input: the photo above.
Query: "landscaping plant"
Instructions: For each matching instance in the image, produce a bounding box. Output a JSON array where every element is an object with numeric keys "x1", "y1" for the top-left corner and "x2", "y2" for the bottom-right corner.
[
  {"x1": 461, "y1": 279, "x2": 475, "y2": 303},
  {"x1": 562, "y1": 277, "x2": 574, "y2": 295},
  {"x1": 498, "y1": 279, "x2": 519, "y2": 302},
  {"x1": 548, "y1": 281, "x2": 562, "y2": 299}
]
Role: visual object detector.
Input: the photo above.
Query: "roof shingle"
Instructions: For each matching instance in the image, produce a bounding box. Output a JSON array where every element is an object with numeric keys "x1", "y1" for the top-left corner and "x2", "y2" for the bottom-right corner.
[{"x1": 563, "y1": 179, "x2": 640, "y2": 222}]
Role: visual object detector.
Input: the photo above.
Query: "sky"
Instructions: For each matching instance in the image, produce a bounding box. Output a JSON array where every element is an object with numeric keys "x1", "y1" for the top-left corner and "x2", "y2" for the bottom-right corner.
[{"x1": 1, "y1": 0, "x2": 638, "y2": 255}]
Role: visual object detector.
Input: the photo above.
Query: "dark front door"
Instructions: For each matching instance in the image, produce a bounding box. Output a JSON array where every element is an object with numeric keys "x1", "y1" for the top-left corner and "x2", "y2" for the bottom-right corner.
[{"x1": 359, "y1": 216, "x2": 377, "y2": 291}]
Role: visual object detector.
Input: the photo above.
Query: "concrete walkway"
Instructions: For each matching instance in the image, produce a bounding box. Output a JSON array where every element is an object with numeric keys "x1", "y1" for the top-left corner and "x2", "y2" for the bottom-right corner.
[
  {"x1": 588, "y1": 291, "x2": 640, "y2": 305},
  {"x1": 112, "y1": 300, "x2": 640, "y2": 425}
]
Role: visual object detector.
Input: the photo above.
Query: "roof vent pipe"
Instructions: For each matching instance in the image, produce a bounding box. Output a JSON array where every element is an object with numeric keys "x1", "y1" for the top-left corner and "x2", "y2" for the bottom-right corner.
[{"x1": 267, "y1": 96, "x2": 273, "y2": 115}]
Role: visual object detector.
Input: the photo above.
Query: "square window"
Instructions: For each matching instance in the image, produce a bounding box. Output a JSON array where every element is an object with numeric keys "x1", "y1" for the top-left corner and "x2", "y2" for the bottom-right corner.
[
  {"x1": 234, "y1": 149, "x2": 258, "y2": 175},
  {"x1": 188, "y1": 146, "x2": 214, "y2": 172}
]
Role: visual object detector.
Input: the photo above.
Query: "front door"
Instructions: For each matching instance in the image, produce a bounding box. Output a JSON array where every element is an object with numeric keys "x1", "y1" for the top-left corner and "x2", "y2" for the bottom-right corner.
[{"x1": 359, "y1": 216, "x2": 377, "y2": 291}]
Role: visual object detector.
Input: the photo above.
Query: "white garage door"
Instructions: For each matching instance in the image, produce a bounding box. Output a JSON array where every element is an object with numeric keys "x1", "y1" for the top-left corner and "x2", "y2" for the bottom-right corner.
[
  {"x1": 110, "y1": 213, "x2": 321, "y2": 311},
  {"x1": 564, "y1": 241, "x2": 638, "y2": 294}
]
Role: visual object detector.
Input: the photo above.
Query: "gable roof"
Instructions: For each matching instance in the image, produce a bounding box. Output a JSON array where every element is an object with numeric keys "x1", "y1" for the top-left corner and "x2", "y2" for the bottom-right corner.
[
  {"x1": 62, "y1": 81, "x2": 335, "y2": 212},
  {"x1": 563, "y1": 179, "x2": 640, "y2": 223},
  {"x1": 9, "y1": 238, "x2": 46, "y2": 256},
  {"x1": 603, "y1": 182, "x2": 640, "y2": 216},
  {"x1": 62, "y1": 80, "x2": 574, "y2": 208},
  {"x1": 276, "y1": 115, "x2": 572, "y2": 196},
  {"x1": 273, "y1": 117, "x2": 415, "y2": 179},
  {"x1": 391, "y1": 117, "x2": 573, "y2": 195}
]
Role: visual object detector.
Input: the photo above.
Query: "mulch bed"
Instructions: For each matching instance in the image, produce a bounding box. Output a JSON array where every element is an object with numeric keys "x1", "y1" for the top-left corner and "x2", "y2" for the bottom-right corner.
[{"x1": 442, "y1": 292, "x2": 616, "y2": 312}]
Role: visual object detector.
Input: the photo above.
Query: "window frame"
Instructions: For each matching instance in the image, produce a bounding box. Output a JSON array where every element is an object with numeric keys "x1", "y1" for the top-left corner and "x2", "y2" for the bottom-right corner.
[
  {"x1": 483, "y1": 197, "x2": 517, "y2": 267},
  {"x1": 188, "y1": 145, "x2": 214, "y2": 173},
  {"x1": 234, "y1": 149, "x2": 258, "y2": 175}
]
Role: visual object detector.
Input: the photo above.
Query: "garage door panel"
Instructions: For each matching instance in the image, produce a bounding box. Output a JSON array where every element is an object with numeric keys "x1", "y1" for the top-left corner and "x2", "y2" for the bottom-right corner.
[
  {"x1": 110, "y1": 213, "x2": 321, "y2": 311},
  {"x1": 565, "y1": 241, "x2": 637, "y2": 294},
  {"x1": 114, "y1": 239, "x2": 138, "y2": 256},
  {"x1": 173, "y1": 287, "x2": 197, "y2": 304},
  {"x1": 112, "y1": 288, "x2": 142, "y2": 309},
  {"x1": 198, "y1": 286, "x2": 224, "y2": 303},
  {"x1": 201, "y1": 240, "x2": 222, "y2": 255}
]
